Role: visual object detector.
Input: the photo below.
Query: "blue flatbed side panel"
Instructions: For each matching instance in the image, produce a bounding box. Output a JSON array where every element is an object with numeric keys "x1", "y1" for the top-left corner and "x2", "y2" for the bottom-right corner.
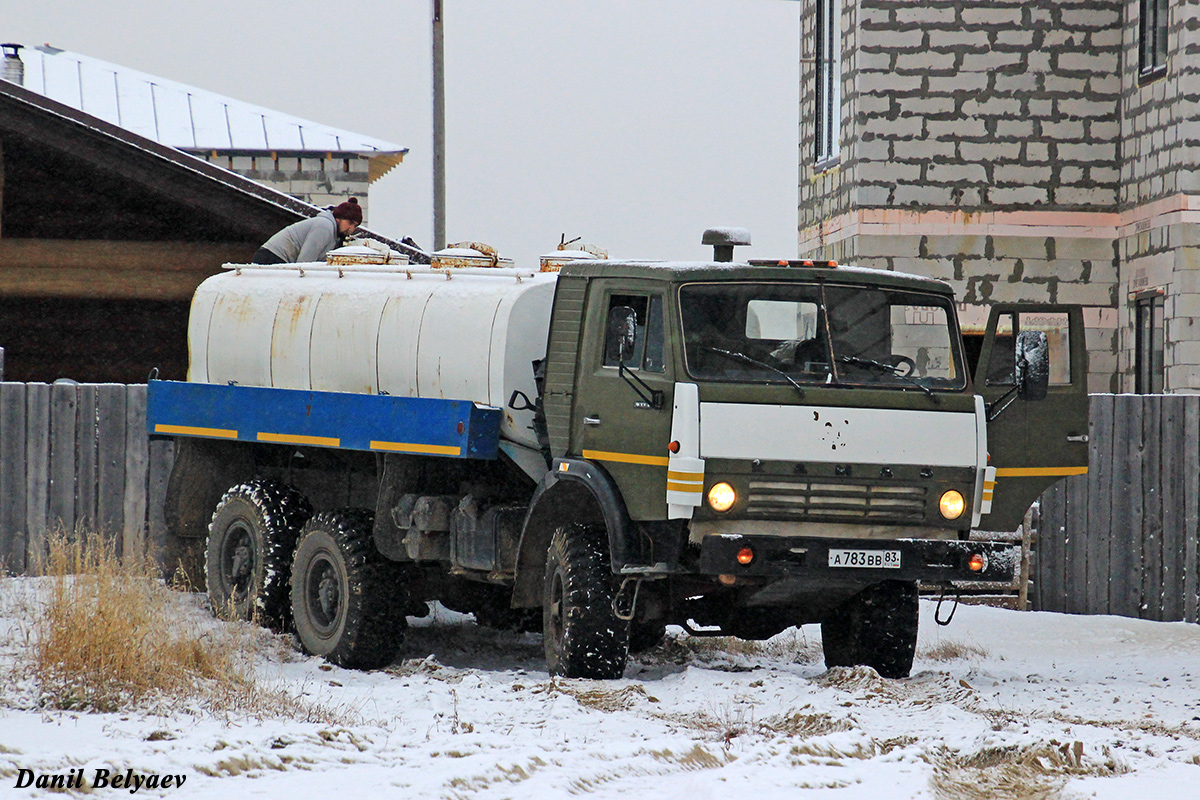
[{"x1": 147, "y1": 380, "x2": 500, "y2": 460}]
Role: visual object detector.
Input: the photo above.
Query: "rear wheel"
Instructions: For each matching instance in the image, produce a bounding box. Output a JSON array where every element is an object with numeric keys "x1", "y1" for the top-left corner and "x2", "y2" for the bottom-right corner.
[
  {"x1": 205, "y1": 480, "x2": 310, "y2": 627},
  {"x1": 290, "y1": 510, "x2": 408, "y2": 669},
  {"x1": 821, "y1": 580, "x2": 919, "y2": 679},
  {"x1": 543, "y1": 523, "x2": 629, "y2": 678}
]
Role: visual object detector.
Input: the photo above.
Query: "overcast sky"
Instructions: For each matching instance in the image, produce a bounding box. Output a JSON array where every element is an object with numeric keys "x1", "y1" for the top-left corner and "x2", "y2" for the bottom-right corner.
[{"x1": 8, "y1": 0, "x2": 801, "y2": 265}]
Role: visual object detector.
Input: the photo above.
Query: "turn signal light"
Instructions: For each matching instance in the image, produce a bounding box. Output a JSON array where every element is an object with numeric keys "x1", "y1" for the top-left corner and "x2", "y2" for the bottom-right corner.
[
  {"x1": 708, "y1": 482, "x2": 737, "y2": 512},
  {"x1": 737, "y1": 547, "x2": 755, "y2": 565},
  {"x1": 939, "y1": 490, "x2": 966, "y2": 520},
  {"x1": 968, "y1": 553, "x2": 988, "y2": 573}
]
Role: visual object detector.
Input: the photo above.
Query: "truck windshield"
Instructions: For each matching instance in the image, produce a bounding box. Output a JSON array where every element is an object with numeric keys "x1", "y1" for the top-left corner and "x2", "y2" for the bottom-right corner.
[{"x1": 679, "y1": 282, "x2": 966, "y2": 391}]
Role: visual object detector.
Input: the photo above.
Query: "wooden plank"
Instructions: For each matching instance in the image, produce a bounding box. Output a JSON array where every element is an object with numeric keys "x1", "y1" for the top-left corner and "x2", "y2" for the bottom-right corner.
[
  {"x1": 1036, "y1": 481, "x2": 1066, "y2": 612},
  {"x1": 1161, "y1": 395, "x2": 1186, "y2": 621},
  {"x1": 96, "y1": 385, "x2": 127, "y2": 547},
  {"x1": 1086, "y1": 395, "x2": 1114, "y2": 615},
  {"x1": 1186, "y1": 398, "x2": 1200, "y2": 623},
  {"x1": 123, "y1": 386, "x2": 149, "y2": 561},
  {"x1": 24, "y1": 384, "x2": 50, "y2": 572},
  {"x1": 0, "y1": 383, "x2": 27, "y2": 573},
  {"x1": 0, "y1": 238, "x2": 254, "y2": 271},
  {"x1": 1110, "y1": 396, "x2": 1144, "y2": 619},
  {"x1": 1065, "y1": 471, "x2": 1090, "y2": 616},
  {"x1": 75, "y1": 385, "x2": 98, "y2": 534},
  {"x1": 146, "y1": 437, "x2": 174, "y2": 563},
  {"x1": 1141, "y1": 395, "x2": 1163, "y2": 619},
  {"x1": 48, "y1": 382, "x2": 78, "y2": 534}
]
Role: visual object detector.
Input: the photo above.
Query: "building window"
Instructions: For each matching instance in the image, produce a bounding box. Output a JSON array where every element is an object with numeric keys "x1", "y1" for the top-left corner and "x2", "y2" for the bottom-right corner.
[
  {"x1": 814, "y1": 0, "x2": 841, "y2": 165},
  {"x1": 1135, "y1": 293, "x2": 1165, "y2": 393},
  {"x1": 1139, "y1": 0, "x2": 1168, "y2": 80}
]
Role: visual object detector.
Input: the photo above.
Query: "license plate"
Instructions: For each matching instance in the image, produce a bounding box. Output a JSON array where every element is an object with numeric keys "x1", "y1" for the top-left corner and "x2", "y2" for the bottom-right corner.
[{"x1": 828, "y1": 549, "x2": 901, "y2": 569}]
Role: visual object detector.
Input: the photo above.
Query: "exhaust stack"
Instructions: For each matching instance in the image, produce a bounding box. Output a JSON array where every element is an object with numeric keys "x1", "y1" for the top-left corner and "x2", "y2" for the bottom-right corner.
[{"x1": 702, "y1": 227, "x2": 751, "y2": 262}]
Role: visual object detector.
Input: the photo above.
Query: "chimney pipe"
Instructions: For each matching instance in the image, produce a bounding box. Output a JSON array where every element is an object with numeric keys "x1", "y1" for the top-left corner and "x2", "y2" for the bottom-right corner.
[{"x1": 1, "y1": 43, "x2": 24, "y2": 86}]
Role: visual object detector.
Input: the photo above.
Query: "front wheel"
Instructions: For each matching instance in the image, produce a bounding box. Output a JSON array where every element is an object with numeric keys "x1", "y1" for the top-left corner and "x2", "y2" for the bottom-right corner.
[
  {"x1": 821, "y1": 580, "x2": 919, "y2": 679},
  {"x1": 543, "y1": 524, "x2": 629, "y2": 679},
  {"x1": 290, "y1": 510, "x2": 407, "y2": 669}
]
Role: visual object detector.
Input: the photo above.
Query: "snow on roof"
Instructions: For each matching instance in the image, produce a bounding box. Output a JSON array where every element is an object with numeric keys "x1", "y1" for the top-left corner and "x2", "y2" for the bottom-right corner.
[{"x1": 12, "y1": 43, "x2": 406, "y2": 156}]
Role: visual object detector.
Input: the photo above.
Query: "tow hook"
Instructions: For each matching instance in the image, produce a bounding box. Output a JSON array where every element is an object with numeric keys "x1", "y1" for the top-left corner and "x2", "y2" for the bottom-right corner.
[
  {"x1": 612, "y1": 577, "x2": 641, "y2": 622},
  {"x1": 934, "y1": 584, "x2": 961, "y2": 626}
]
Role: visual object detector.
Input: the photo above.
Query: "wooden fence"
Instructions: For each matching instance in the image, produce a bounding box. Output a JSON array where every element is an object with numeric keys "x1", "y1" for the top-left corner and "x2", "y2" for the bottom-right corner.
[
  {"x1": 1033, "y1": 394, "x2": 1200, "y2": 623},
  {"x1": 0, "y1": 384, "x2": 1195, "y2": 626},
  {"x1": 0, "y1": 382, "x2": 174, "y2": 574}
]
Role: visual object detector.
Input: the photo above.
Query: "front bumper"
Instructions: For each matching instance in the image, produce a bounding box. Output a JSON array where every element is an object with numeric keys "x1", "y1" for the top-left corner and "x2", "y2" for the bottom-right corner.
[{"x1": 697, "y1": 533, "x2": 1016, "y2": 584}]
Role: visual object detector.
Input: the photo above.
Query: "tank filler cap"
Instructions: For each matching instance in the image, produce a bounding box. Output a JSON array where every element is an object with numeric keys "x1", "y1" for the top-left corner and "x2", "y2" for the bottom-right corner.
[{"x1": 702, "y1": 227, "x2": 751, "y2": 262}]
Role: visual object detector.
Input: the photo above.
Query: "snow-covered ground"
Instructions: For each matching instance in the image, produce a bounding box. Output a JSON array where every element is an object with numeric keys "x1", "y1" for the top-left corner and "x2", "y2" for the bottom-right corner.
[{"x1": 2, "y1": 578, "x2": 1200, "y2": 799}]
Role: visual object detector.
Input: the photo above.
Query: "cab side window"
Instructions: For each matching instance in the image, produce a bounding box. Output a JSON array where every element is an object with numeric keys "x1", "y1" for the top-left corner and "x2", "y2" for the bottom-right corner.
[{"x1": 603, "y1": 294, "x2": 665, "y2": 373}]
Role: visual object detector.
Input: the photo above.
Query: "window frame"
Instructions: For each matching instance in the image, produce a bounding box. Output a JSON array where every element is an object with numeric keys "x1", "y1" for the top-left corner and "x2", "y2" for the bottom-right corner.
[
  {"x1": 1139, "y1": 0, "x2": 1169, "y2": 83},
  {"x1": 1134, "y1": 292, "x2": 1165, "y2": 394},
  {"x1": 814, "y1": 0, "x2": 841, "y2": 167}
]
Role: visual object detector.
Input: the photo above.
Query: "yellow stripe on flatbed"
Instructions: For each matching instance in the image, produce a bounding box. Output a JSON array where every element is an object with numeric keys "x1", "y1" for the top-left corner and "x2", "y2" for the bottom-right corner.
[
  {"x1": 667, "y1": 481, "x2": 704, "y2": 493},
  {"x1": 667, "y1": 470, "x2": 704, "y2": 482},
  {"x1": 154, "y1": 424, "x2": 238, "y2": 439},
  {"x1": 258, "y1": 432, "x2": 340, "y2": 447},
  {"x1": 371, "y1": 440, "x2": 462, "y2": 456}
]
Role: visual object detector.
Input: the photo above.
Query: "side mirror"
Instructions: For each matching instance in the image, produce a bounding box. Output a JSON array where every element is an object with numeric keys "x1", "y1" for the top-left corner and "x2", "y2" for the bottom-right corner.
[
  {"x1": 607, "y1": 306, "x2": 638, "y2": 364},
  {"x1": 1015, "y1": 330, "x2": 1049, "y2": 401}
]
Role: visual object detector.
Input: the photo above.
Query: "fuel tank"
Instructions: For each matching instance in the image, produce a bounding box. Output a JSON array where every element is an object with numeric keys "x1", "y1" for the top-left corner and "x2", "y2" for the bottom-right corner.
[{"x1": 188, "y1": 263, "x2": 558, "y2": 449}]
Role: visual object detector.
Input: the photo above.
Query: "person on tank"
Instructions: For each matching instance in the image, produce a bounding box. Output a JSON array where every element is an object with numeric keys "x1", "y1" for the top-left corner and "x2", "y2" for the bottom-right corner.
[{"x1": 252, "y1": 198, "x2": 363, "y2": 264}]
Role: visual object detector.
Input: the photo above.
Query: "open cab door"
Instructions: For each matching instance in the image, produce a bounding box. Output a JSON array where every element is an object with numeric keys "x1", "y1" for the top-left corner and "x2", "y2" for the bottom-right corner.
[{"x1": 973, "y1": 305, "x2": 1089, "y2": 531}]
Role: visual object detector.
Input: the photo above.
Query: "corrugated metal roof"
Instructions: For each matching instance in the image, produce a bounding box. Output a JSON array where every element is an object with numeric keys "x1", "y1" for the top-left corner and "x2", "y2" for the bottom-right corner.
[{"x1": 13, "y1": 43, "x2": 406, "y2": 155}]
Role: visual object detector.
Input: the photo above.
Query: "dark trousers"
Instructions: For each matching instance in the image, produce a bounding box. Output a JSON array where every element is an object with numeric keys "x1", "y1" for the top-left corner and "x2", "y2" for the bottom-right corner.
[{"x1": 251, "y1": 247, "x2": 287, "y2": 265}]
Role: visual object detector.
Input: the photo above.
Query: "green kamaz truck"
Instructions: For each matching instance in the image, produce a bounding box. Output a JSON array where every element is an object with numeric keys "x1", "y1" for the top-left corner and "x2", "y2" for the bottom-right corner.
[{"x1": 151, "y1": 230, "x2": 1088, "y2": 679}]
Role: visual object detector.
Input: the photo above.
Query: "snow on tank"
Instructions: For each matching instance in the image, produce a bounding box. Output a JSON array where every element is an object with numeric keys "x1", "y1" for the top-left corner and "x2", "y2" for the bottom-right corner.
[{"x1": 188, "y1": 260, "x2": 557, "y2": 450}]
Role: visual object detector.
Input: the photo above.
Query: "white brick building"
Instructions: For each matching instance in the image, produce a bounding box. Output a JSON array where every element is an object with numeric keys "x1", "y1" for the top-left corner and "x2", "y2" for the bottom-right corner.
[{"x1": 798, "y1": 0, "x2": 1200, "y2": 394}]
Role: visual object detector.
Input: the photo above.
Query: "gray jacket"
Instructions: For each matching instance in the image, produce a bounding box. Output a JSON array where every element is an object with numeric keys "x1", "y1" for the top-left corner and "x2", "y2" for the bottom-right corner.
[{"x1": 261, "y1": 210, "x2": 340, "y2": 263}]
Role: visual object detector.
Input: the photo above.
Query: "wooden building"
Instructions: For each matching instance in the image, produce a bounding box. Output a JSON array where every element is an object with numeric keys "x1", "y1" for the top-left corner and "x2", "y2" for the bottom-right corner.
[{"x1": 0, "y1": 79, "x2": 418, "y2": 383}]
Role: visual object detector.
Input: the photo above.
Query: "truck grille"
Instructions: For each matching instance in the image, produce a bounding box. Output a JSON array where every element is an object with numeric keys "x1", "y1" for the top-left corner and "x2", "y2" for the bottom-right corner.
[{"x1": 746, "y1": 479, "x2": 927, "y2": 522}]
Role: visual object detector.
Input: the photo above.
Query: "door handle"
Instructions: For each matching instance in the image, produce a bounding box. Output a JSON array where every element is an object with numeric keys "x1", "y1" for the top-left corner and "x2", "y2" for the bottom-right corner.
[
  {"x1": 584, "y1": 416, "x2": 601, "y2": 427},
  {"x1": 1067, "y1": 434, "x2": 1089, "y2": 443}
]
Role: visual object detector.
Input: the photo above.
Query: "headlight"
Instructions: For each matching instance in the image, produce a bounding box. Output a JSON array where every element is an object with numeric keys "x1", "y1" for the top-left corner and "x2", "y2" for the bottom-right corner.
[
  {"x1": 939, "y1": 489, "x2": 966, "y2": 520},
  {"x1": 708, "y1": 482, "x2": 737, "y2": 512}
]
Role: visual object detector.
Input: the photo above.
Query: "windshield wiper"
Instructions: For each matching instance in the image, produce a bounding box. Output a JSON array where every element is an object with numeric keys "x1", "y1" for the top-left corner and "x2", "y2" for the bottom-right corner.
[
  {"x1": 701, "y1": 346, "x2": 806, "y2": 400},
  {"x1": 838, "y1": 355, "x2": 936, "y2": 399}
]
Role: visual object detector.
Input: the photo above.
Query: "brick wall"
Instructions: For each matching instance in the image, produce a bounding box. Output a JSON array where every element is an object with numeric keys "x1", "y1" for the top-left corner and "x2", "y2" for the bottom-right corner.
[
  {"x1": 799, "y1": 0, "x2": 1124, "y2": 393},
  {"x1": 1115, "y1": 0, "x2": 1200, "y2": 391},
  {"x1": 190, "y1": 151, "x2": 372, "y2": 220}
]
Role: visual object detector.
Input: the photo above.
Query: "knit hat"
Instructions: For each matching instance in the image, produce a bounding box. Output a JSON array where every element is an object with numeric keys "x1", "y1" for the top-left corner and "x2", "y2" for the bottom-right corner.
[{"x1": 332, "y1": 197, "x2": 363, "y2": 225}]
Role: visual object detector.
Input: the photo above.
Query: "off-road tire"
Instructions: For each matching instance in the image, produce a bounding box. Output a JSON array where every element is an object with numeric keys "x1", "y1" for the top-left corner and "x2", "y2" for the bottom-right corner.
[
  {"x1": 821, "y1": 580, "x2": 919, "y2": 679},
  {"x1": 290, "y1": 510, "x2": 408, "y2": 669},
  {"x1": 543, "y1": 523, "x2": 630, "y2": 679},
  {"x1": 205, "y1": 480, "x2": 311, "y2": 627}
]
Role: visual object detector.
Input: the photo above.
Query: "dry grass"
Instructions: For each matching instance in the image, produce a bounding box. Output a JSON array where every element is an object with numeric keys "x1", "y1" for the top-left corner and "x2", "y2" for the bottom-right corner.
[
  {"x1": 11, "y1": 529, "x2": 353, "y2": 722},
  {"x1": 919, "y1": 638, "x2": 989, "y2": 662},
  {"x1": 929, "y1": 741, "x2": 1126, "y2": 800}
]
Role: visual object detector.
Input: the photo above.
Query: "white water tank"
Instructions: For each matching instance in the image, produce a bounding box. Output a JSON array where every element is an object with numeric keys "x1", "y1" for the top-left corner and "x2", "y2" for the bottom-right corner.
[{"x1": 188, "y1": 264, "x2": 559, "y2": 449}]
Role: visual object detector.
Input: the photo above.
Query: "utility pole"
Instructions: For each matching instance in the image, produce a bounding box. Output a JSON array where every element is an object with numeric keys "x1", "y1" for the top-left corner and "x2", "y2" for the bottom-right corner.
[{"x1": 432, "y1": 0, "x2": 447, "y2": 251}]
